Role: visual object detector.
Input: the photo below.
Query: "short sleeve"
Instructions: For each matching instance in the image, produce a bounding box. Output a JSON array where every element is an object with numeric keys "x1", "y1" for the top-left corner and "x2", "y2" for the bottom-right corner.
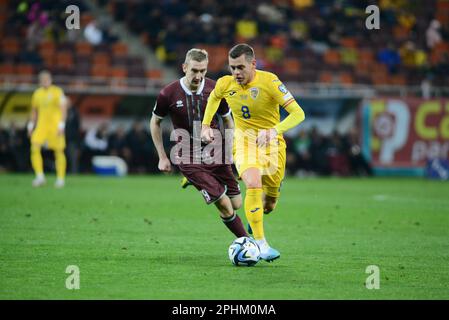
[{"x1": 153, "y1": 91, "x2": 170, "y2": 119}]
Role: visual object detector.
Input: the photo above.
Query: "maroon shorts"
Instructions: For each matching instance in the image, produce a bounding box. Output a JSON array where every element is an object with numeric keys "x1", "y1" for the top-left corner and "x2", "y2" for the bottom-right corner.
[{"x1": 178, "y1": 164, "x2": 241, "y2": 204}]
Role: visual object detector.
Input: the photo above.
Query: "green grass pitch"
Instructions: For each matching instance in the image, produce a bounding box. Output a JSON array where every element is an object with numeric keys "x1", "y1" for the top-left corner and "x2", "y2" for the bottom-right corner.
[{"x1": 0, "y1": 174, "x2": 448, "y2": 299}]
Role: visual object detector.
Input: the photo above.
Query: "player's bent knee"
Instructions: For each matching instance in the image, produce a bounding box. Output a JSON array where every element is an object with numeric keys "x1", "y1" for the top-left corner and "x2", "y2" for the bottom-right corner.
[
  {"x1": 230, "y1": 195, "x2": 242, "y2": 210},
  {"x1": 241, "y1": 168, "x2": 262, "y2": 189},
  {"x1": 215, "y1": 196, "x2": 234, "y2": 218}
]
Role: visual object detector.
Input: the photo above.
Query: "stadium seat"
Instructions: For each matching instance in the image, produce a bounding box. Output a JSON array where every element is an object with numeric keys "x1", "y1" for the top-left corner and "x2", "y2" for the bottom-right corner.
[
  {"x1": 112, "y1": 43, "x2": 128, "y2": 57},
  {"x1": 389, "y1": 74, "x2": 407, "y2": 86},
  {"x1": 76, "y1": 42, "x2": 93, "y2": 57},
  {"x1": 319, "y1": 72, "x2": 334, "y2": 83},
  {"x1": 2, "y1": 37, "x2": 19, "y2": 55},
  {"x1": 56, "y1": 52, "x2": 74, "y2": 70},
  {"x1": 339, "y1": 73, "x2": 354, "y2": 86},
  {"x1": 283, "y1": 58, "x2": 301, "y2": 76},
  {"x1": 324, "y1": 50, "x2": 341, "y2": 66},
  {"x1": 339, "y1": 37, "x2": 358, "y2": 48},
  {"x1": 16, "y1": 64, "x2": 34, "y2": 75},
  {"x1": 146, "y1": 69, "x2": 163, "y2": 80},
  {"x1": 92, "y1": 52, "x2": 111, "y2": 67},
  {"x1": 91, "y1": 65, "x2": 110, "y2": 78},
  {"x1": 111, "y1": 67, "x2": 127, "y2": 79},
  {"x1": 0, "y1": 63, "x2": 14, "y2": 74}
]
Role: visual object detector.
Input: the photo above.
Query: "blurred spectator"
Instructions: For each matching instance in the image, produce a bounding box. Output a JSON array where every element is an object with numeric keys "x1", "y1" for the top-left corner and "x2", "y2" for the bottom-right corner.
[
  {"x1": 19, "y1": 43, "x2": 43, "y2": 66},
  {"x1": 378, "y1": 43, "x2": 401, "y2": 74},
  {"x1": 0, "y1": 128, "x2": 12, "y2": 172},
  {"x1": 326, "y1": 130, "x2": 350, "y2": 176},
  {"x1": 125, "y1": 121, "x2": 157, "y2": 173},
  {"x1": 26, "y1": 20, "x2": 44, "y2": 48},
  {"x1": 8, "y1": 122, "x2": 29, "y2": 172},
  {"x1": 342, "y1": 128, "x2": 372, "y2": 176},
  {"x1": 399, "y1": 41, "x2": 417, "y2": 67},
  {"x1": 308, "y1": 127, "x2": 330, "y2": 175},
  {"x1": 84, "y1": 20, "x2": 103, "y2": 45},
  {"x1": 108, "y1": 125, "x2": 131, "y2": 165},
  {"x1": 236, "y1": 14, "x2": 258, "y2": 40},
  {"x1": 426, "y1": 19, "x2": 442, "y2": 49},
  {"x1": 292, "y1": 130, "x2": 312, "y2": 175},
  {"x1": 421, "y1": 77, "x2": 432, "y2": 99},
  {"x1": 65, "y1": 98, "x2": 81, "y2": 174},
  {"x1": 81, "y1": 123, "x2": 109, "y2": 172}
]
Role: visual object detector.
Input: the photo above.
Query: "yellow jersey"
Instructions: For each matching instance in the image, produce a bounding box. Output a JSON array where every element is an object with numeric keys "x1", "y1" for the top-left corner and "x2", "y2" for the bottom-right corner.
[
  {"x1": 206, "y1": 70, "x2": 297, "y2": 130},
  {"x1": 31, "y1": 85, "x2": 65, "y2": 128},
  {"x1": 203, "y1": 70, "x2": 305, "y2": 148}
]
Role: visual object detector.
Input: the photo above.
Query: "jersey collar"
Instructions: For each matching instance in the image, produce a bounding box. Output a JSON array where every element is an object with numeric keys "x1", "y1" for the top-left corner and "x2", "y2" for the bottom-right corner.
[
  {"x1": 240, "y1": 70, "x2": 259, "y2": 88},
  {"x1": 180, "y1": 77, "x2": 205, "y2": 95}
]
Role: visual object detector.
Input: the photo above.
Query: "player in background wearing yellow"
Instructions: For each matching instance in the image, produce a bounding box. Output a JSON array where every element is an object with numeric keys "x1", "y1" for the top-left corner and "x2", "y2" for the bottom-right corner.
[
  {"x1": 27, "y1": 70, "x2": 67, "y2": 188},
  {"x1": 201, "y1": 44, "x2": 305, "y2": 261}
]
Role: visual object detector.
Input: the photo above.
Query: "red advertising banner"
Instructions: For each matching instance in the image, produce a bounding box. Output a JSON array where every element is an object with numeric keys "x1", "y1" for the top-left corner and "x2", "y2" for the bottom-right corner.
[{"x1": 363, "y1": 98, "x2": 449, "y2": 169}]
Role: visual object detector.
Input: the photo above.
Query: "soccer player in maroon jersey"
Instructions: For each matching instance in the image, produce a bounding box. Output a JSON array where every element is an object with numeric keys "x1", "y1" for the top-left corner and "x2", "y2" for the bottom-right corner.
[{"x1": 149, "y1": 48, "x2": 247, "y2": 238}]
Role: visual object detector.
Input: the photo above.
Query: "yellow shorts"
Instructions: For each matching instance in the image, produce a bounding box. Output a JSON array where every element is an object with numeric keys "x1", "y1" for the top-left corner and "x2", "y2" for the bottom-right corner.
[
  {"x1": 234, "y1": 140, "x2": 286, "y2": 199},
  {"x1": 31, "y1": 126, "x2": 65, "y2": 150}
]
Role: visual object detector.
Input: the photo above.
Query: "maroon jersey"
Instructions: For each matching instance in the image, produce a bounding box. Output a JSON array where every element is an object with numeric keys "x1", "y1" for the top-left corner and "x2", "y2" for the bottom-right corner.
[{"x1": 153, "y1": 77, "x2": 230, "y2": 164}]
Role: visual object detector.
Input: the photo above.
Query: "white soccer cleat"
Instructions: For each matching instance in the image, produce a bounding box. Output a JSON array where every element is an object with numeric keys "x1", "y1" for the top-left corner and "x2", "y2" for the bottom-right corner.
[
  {"x1": 259, "y1": 247, "x2": 280, "y2": 262},
  {"x1": 54, "y1": 179, "x2": 65, "y2": 188},
  {"x1": 32, "y1": 176, "x2": 46, "y2": 187}
]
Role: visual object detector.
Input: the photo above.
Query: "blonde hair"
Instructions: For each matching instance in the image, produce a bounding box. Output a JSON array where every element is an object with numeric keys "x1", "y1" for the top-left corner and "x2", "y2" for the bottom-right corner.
[{"x1": 184, "y1": 48, "x2": 208, "y2": 64}]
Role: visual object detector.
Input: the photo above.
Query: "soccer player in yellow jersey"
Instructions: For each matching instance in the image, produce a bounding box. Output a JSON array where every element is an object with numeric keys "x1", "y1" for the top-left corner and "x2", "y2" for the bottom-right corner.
[
  {"x1": 201, "y1": 44, "x2": 305, "y2": 261},
  {"x1": 27, "y1": 70, "x2": 67, "y2": 188}
]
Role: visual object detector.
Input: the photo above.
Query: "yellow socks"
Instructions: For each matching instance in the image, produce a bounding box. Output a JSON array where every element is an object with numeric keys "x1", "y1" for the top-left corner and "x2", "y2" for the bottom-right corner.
[
  {"x1": 244, "y1": 188, "x2": 264, "y2": 240},
  {"x1": 54, "y1": 149, "x2": 66, "y2": 180},
  {"x1": 31, "y1": 144, "x2": 43, "y2": 176}
]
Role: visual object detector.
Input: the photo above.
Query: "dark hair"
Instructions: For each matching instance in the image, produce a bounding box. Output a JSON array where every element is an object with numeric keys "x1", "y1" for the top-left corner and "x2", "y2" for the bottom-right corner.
[{"x1": 229, "y1": 43, "x2": 255, "y2": 62}]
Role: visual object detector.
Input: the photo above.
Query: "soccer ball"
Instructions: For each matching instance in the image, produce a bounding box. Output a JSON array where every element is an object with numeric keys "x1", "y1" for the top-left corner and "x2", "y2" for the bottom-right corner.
[{"x1": 228, "y1": 237, "x2": 261, "y2": 266}]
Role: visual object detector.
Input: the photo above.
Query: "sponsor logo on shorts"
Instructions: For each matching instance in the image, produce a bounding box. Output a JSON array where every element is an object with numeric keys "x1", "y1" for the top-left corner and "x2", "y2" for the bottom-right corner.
[{"x1": 250, "y1": 207, "x2": 260, "y2": 213}]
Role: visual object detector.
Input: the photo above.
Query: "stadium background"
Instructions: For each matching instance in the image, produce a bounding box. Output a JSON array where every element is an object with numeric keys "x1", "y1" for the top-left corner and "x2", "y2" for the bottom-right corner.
[{"x1": 0, "y1": 0, "x2": 448, "y2": 177}]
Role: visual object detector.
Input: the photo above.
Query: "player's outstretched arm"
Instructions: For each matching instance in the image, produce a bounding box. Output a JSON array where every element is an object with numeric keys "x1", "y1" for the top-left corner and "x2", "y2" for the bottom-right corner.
[
  {"x1": 257, "y1": 102, "x2": 305, "y2": 147},
  {"x1": 274, "y1": 100, "x2": 305, "y2": 135},
  {"x1": 149, "y1": 115, "x2": 171, "y2": 172}
]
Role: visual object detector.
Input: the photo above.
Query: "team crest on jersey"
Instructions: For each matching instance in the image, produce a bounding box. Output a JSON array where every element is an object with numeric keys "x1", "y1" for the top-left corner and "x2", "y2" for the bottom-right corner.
[
  {"x1": 176, "y1": 100, "x2": 183, "y2": 108},
  {"x1": 250, "y1": 87, "x2": 259, "y2": 100},
  {"x1": 278, "y1": 84, "x2": 288, "y2": 94}
]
